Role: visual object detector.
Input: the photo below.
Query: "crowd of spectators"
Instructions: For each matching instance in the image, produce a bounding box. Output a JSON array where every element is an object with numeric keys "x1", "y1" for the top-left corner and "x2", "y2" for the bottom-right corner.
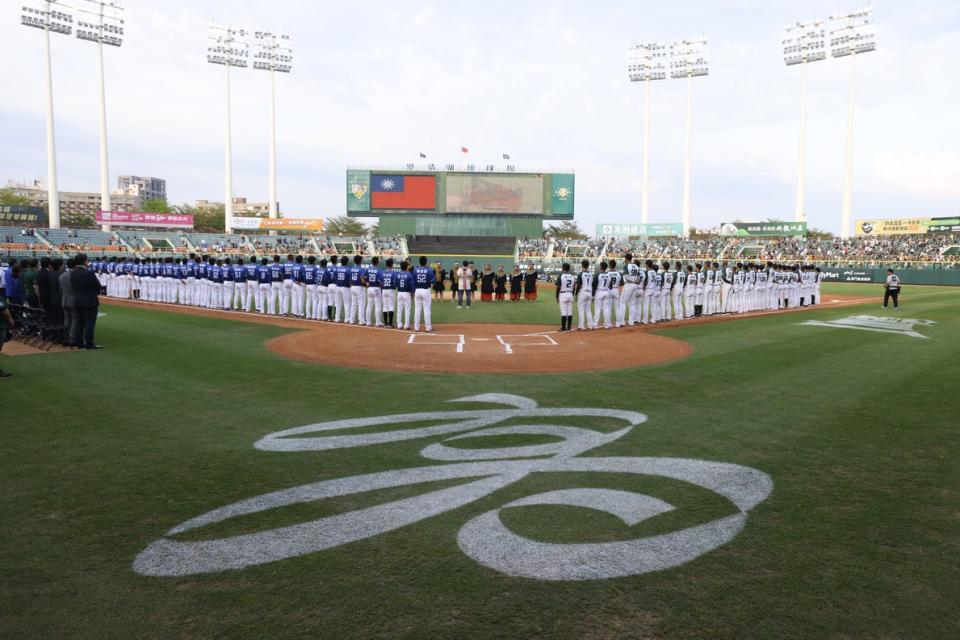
[{"x1": 517, "y1": 236, "x2": 549, "y2": 258}]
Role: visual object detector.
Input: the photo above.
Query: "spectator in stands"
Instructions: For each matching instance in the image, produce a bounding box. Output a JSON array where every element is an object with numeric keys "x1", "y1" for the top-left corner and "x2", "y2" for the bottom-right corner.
[{"x1": 70, "y1": 253, "x2": 102, "y2": 350}]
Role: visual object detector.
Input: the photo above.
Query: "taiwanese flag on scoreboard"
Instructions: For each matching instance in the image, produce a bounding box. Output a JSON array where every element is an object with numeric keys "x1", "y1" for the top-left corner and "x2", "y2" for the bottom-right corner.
[{"x1": 370, "y1": 175, "x2": 436, "y2": 210}]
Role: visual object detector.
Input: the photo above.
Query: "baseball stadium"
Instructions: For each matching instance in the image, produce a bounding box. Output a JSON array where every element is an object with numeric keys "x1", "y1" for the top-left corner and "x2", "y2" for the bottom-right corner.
[{"x1": 3, "y1": 3, "x2": 960, "y2": 640}]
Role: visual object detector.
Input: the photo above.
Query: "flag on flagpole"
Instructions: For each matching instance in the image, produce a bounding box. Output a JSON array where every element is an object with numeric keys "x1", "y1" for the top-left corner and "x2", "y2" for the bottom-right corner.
[
  {"x1": 419, "y1": 152, "x2": 427, "y2": 158},
  {"x1": 502, "y1": 153, "x2": 510, "y2": 160},
  {"x1": 461, "y1": 146, "x2": 469, "y2": 153}
]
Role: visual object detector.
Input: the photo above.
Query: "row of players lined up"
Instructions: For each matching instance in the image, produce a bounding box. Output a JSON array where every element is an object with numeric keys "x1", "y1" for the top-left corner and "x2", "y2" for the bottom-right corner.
[
  {"x1": 553, "y1": 254, "x2": 825, "y2": 331},
  {"x1": 95, "y1": 253, "x2": 442, "y2": 331}
]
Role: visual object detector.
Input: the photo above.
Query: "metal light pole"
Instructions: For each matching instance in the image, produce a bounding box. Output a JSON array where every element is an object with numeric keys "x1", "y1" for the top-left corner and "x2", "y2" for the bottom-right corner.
[
  {"x1": 76, "y1": 0, "x2": 124, "y2": 232},
  {"x1": 830, "y1": 6, "x2": 876, "y2": 239},
  {"x1": 20, "y1": 1, "x2": 73, "y2": 229},
  {"x1": 253, "y1": 31, "x2": 293, "y2": 222},
  {"x1": 783, "y1": 19, "x2": 827, "y2": 224},
  {"x1": 670, "y1": 37, "x2": 709, "y2": 238},
  {"x1": 207, "y1": 26, "x2": 248, "y2": 233},
  {"x1": 628, "y1": 42, "x2": 667, "y2": 225}
]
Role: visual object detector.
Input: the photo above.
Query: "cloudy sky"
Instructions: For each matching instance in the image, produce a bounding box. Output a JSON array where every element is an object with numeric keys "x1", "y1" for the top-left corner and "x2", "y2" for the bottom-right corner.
[{"x1": 2, "y1": 0, "x2": 958, "y2": 234}]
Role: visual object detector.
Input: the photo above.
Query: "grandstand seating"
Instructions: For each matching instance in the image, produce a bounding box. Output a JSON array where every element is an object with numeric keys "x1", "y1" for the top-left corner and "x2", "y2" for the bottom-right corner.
[{"x1": 0, "y1": 227, "x2": 44, "y2": 245}]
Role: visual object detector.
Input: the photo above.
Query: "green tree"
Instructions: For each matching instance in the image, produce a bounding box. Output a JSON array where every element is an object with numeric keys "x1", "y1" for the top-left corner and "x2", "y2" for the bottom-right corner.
[
  {"x1": 544, "y1": 221, "x2": 588, "y2": 240},
  {"x1": 192, "y1": 206, "x2": 226, "y2": 233},
  {"x1": 806, "y1": 226, "x2": 834, "y2": 240},
  {"x1": 325, "y1": 215, "x2": 367, "y2": 236},
  {"x1": 0, "y1": 188, "x2": 30, "y2": 206},
  {"x1": 142, "y1": 198, "x2": 170, "y2": 213}
]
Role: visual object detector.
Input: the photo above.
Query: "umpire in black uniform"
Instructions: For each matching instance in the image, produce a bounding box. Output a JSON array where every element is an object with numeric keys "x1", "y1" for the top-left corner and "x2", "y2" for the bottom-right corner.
[{"x1": 70, "y1": 253, "x2": 103, "y2": 349}]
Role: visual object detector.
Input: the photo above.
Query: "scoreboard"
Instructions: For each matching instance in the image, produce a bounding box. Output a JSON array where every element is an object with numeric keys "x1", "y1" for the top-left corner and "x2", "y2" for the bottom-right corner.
[{"x1": 347, "y1": 169, "x2": 574, "y2": 219}]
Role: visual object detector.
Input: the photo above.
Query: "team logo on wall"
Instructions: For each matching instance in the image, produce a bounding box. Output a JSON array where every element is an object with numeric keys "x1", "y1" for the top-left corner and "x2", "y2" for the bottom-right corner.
[
  {"x1": 860, "y1": 221, "x2": 874, "y2": 234},
  {"x1": 554, "y1": 186, "x2": 572, "y2": 201},
  {"x1": 350, "y1": 183, "x2": 368, "y2": 199},
  {"x1": 801, "y1": 315, "x2": 936, "y2": 339},
  {"x1": 133, "y1": 394, "x2": 772, "y2": 581}
]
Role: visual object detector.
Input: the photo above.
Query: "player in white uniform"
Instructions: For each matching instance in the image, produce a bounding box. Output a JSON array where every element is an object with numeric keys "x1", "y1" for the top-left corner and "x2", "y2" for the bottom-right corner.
[
  {"x1": 607, "y1": 260, "x2": 623, "y2": 328},
  {"x1": 672, "y1": 262, "x2": 686, "y2": 320},
  {"x1": 575, "y1": 260, "x2": 595, "y2": 330},
  {"x1": 813, "y1": 267, "x2": 823, "y2": 305},
  {"x1": 619, "y1": 253, "x2": 640, "y2": 327},
  {"x1": 703, "y1": 263, "x2": 716, "y2": 315},
  {"x1": 594, "y1": 262, "x2": 613, "y2": 329},
  {"x1": 555, "y1": 262, "x2": 576, "y2": 332},
  {"x1": 660, "y1": 262, "x2": 674, "y2": 321},
  {"x1": 642, "y1": 261, "x2": 658, "y2": 324}
]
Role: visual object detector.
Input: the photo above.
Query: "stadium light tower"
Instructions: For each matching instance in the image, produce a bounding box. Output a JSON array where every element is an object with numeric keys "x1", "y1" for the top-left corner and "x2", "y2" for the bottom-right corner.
[
  {"x1": 783, "y1": 18, "x2": 827, "y2": 224},
  {"x1": 207, "y1": 25, "x2": 248, "y2": 233},
  {"x1": 20, "y1": 0, "x2": 73, "y2": 229},
  {"x1": 627, "y1": 42, "x2": 667, "y2": 225},
  {"x1": 76, "y1": 0, "x2": 124, "y2": 232},
  {"x1": 253, "y1": 31, "x2": 293, "y2": 222},
  {"x1": 670, "y1": 37, "x2": 709, "y2": 238},
  {"x1": 831, "y1": 6, "x2": 876, "y2": 239}
]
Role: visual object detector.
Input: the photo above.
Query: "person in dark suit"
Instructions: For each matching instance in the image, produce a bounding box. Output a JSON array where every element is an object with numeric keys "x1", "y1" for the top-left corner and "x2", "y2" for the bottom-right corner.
[
  {"x1": 59, "y1": 258, "x2": 76, "y2": 346},
  {"x1": 47, "y1": 258, "x2": 64, "y2": 337},
  {"x1": 70, "y1": 253, "x2": 103, "y2": 350}
]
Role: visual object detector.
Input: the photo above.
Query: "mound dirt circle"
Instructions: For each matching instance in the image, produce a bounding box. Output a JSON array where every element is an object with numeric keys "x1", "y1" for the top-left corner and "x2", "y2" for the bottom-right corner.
[{"x1": 265, "y1": 323, "x2": 692, "y2": 373}]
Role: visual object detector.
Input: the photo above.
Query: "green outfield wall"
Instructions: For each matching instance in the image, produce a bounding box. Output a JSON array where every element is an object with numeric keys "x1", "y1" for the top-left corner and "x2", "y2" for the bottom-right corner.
[
  {"x1": 377, "y1": 215, "x2": 543, "y2": 237},
  {"x1": 819, "y1": 267, "x2": 960, "y2": 285}
]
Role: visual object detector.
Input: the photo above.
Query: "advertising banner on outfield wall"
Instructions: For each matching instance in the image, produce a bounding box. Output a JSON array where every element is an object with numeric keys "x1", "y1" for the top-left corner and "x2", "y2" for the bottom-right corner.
[
  {"x1": 856, "y1": 217, "x2": 960, "y2": 235},
  {"x1": 818, "y1": 267, "x2": 876, "y2": 283},
  {"x1": 230, "y1": 217, "x2": 324, "y2": 231},
  {"x1": 596, "y1": 223, "x2": 683, "y2": 237},
  {"x1": 0, "y1": 205, "x2": 45, "y2": 225},
  {"x1": 346, "y1": 169, "x2": 371, "y2": 213},
  {"x1": 719, "y1": 221, "x2": 807, "y2": 237},
  {"x1": 928, "y1": 217, "x2": 960, "y2": 233},
  {"x1": 96, "y1": 211, "x2": 193, "y2": 228}
]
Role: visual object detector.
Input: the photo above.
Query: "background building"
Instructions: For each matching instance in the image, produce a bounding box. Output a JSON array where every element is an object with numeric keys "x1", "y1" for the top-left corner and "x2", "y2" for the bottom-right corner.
[
  {"x1": 117, "y1": 175, "x2": 167, "y2": 203},
  {"x1": 5, "y1": 180, "x2": 139, "y2": 216},
  {"x1": 195, "y1": 197, "x2": 274, "y2": 216}
]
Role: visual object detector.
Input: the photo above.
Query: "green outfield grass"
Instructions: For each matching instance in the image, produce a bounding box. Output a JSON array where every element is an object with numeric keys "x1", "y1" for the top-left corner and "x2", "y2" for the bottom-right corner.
[{"x1": 2, "y1": 284, "x2": 958, "y2": 639}]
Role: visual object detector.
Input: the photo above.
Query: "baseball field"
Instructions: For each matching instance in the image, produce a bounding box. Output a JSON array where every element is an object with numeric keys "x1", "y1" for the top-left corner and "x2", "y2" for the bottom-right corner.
[{"x1": 2, "y1": 282, "x2": 958, "y2": 639}]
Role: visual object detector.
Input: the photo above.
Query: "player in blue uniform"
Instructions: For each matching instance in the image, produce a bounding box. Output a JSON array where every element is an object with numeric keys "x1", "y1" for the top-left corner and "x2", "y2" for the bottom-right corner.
[
  {"x1": 395, "y1": 260, "x2": 414, "y2": 330},
  {"x1": 256, "y1": 257, "x2": 272, "y2": 314},
  {"x1": 348, "y1": 255, "x2": 367, "y2": 325},
  {"x1": 365, "y1": 256, "x2": 384, "y2": 327},
  {"x1": 303, "y1": 256, "x2": 318, "y2": 320},
  {"x1": 334, "y1": 256, "x2": 351, "y2": 322},
  {"x1": 268, "y1": 256, "x2": 283, "y2": 315},
  {"x1": 380, "y1": 258, "x2": 397, "y2": 328},
  {"x1": 281, "y1": 254, "x2": 296, "y2": 316},
  {"x1": 412, "y1": 256, "x2": 436, "y2": 332}
]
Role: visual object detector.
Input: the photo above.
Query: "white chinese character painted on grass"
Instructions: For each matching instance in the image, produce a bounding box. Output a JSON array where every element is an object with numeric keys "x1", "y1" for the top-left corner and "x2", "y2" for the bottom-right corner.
[
  {"x1": 801, "y1": 315, "x2": 936, "y2": 339},
  {"x1": 133, "y1": 394, "x2": 772, "y2": 581}
]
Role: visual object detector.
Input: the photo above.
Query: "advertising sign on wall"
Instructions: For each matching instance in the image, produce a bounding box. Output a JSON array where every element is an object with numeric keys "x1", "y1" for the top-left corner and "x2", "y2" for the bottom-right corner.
[
  {"x1": 231, "y1": 217, "x2": 324, "y2": 231},
  {"x1": 719, "y1": 221, "x2": 807, "y2": 237},
  {"x1": 596, "y1": 223, "x2": 683, "y2": 237},
  {"x1": 96, "y1": 211, "x2": 194, "y2": 228}
]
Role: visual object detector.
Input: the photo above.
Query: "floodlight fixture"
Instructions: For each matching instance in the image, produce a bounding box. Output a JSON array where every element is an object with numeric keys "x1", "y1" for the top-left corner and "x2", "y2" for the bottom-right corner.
[
  {"x1": 75, "y1": 0, "x2": 123, "y2": 47},
  {"x1": 21, "y1": 1, "x2": 73, "y2": 35},
  {"x1": 627, "y1": 42, "x2": 668, "y2": 82},
  {"x1": 207, "y1": 24, "x2": 249, "y2": 67},
  {"x1": 19, "y1": 0, "x2": 75, "y2": 228},
  {"x1": 829, "y1": 6, "x2": 876, "y2": 58},
  {"x1": 670, "y1": 36, "x2": 709, "y2": 238},
  {"x1": 669, "y1": 37, "x2": 709, "y2": 79},
  {"x1": 783, "y1": 19, "x2": 827, "y2": 66},
  {"x1": 627, "y1": 41, "x2": 668, "y2": 225}
]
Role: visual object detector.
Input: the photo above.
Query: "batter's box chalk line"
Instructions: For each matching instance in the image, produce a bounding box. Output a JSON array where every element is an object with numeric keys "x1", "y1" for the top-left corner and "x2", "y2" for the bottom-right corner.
[
  {"x1": 407, "y1": 333, "x2": 466, "y2": 353},
  {"x1": 496, "y1": 332, "x2": 559, "y2": 354}
]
